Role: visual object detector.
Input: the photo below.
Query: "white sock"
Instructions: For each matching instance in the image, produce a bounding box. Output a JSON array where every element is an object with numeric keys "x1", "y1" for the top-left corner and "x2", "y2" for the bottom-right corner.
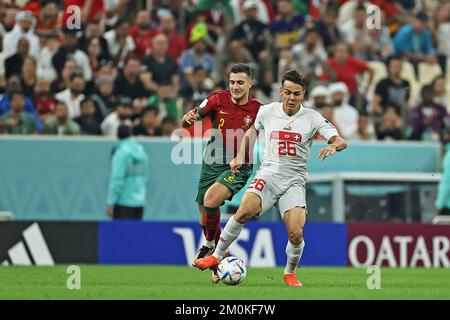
[
  {"x1": 205, "y1": 240, "x2": 215, "y2": 248},
  {"x1": 213, "y1": 216, "x2": 243, "y2": 260},
  {"x1": 284, "y1": 240, "x2": 305, "y2": 275}
]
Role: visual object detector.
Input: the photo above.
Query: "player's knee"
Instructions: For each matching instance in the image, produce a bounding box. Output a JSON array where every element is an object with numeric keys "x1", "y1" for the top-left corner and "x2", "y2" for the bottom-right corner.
[
  {"x1": 203, "y1": 194, "x2": 222, "y2": 209},
  {"x1": 235, "y1": 206, "x2": 257, "y2": 224},
  {"x1": 288, "y1": 229, "x2": 303, "y2": 245}
]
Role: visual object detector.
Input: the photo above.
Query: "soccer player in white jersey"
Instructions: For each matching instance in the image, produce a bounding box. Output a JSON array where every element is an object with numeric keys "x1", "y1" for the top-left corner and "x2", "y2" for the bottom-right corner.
[{"x1": 194, "y1": 70, "x2": 347, "y2": 286}]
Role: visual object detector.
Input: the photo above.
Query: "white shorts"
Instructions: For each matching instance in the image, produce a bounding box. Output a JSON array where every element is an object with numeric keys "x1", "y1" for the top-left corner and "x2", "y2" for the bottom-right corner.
[{"x1": 244, "y1": 173, "x2": 306, "y2": 219}]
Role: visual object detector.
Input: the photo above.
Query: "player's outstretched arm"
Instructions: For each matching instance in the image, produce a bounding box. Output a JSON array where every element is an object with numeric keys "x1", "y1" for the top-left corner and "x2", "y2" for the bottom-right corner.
[
  {"x1": 181, "y1": 107, "x2": 200, "y2": 128},
  {"x1": 317, "y1": 135, "x2": 347, "y2": 161},
  {"x1": 230, "y1": 125, "x2": 259, "y2": 173}
]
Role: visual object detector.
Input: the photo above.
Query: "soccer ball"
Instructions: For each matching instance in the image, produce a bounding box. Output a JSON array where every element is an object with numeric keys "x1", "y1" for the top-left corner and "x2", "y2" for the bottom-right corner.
[{"x1": 217, "y1": 256, "x2": 247, "y2": 285}]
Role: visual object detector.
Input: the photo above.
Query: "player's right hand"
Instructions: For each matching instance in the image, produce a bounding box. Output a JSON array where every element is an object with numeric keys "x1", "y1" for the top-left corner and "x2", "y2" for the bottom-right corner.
[
  {"x1": 184, "y1": 108, "x2": 200, "y2": 124},
  {"x1": 230, "y1": 157, "x2": 243, "y2": 174}
]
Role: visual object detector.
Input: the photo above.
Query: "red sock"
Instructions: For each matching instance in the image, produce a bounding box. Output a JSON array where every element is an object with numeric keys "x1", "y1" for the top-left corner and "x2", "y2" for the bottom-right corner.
[
  {"x1": 204, "y1": 211, "x2": 220, "y2": 241},
  {"x1": 215, "y1": 225, "x2": 222, "y2": 247}
]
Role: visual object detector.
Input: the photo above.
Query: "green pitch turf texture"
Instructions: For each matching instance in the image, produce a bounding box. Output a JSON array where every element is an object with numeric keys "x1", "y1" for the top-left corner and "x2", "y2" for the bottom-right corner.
[{"x1": 0, "y1": 265, "x2": 449, "y2": 300}]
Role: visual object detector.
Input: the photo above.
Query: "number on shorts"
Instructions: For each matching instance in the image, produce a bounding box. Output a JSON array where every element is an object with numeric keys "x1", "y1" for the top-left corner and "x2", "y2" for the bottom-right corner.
[
  {"x1": 248, "y1": 178, "x2": 266, "y2": 191},
  {"x1": 278, "y1": 141, "x2": 297, "y2": 157}
]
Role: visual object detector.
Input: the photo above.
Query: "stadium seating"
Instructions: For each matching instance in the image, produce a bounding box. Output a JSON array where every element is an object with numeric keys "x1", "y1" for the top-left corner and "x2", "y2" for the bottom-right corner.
[{"x1": 418, "y1": 62, "x2": 442, "y2": 85}]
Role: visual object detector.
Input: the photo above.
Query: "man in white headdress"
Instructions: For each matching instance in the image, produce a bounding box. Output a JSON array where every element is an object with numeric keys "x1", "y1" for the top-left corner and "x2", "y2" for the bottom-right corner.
[
  {"x1": 2, "y1": 11, "x2": 40, "y2": 59},
  {"x1": 328, "y1": 82, "x2": 359, "y2": 139}
]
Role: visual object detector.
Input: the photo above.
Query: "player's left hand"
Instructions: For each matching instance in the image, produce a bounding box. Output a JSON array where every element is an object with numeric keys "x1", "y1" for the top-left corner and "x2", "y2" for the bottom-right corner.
[{"x1": 317, "y1": 145, "x2": 336, "y2": 161}]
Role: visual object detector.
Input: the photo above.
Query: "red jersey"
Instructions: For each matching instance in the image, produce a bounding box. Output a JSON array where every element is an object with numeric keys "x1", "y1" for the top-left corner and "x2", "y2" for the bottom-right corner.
[
  {"x1": 322, "y1": 56, "x2": 369, "y2": 94},
  {"x1": 197, "y1": 90, "x2": 262, "y2": 164},
  {"x1": 129, "y1": 26, "x2": 158, "y2": 58}
]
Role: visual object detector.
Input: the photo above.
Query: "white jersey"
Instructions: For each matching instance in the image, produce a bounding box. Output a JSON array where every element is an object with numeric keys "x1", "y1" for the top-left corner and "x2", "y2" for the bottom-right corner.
[{"x1": 254, "y1": 102, "x2": 338, "y2": 183}]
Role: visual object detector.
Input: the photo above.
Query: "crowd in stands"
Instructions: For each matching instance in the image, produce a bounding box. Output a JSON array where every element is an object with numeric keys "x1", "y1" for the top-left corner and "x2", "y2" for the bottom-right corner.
[{"x1": 0, "y1": 0, "x2": 449, "y2": 143}]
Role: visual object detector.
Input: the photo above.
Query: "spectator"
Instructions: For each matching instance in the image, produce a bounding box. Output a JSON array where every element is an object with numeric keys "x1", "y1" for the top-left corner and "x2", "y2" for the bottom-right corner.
[
  {"x1": 129, "y1": 10, "x2": 157, "y2": 58},
  {"x1": 407, "y1": 85, "x2": 448, "y2": 141},
  {"x1": 339, "y1": 5, "x2": 372, "y2": 58},
  {"x1": 101, "y1": 96, "x2": 133, "y2": 137},
  {"x1": 26, "y1": 0, "x2": 59, "y2": 43},
  {"x1": 106, "y1": 124, "x2": 149, "y2": 220},
  {"x1": 338, "y1": 0, "x2": 373, "y2": 25},
  {"x1": 252, "y1": 69, "x2": 278, "y2": 104},
  {"x1": 5, "y1": 37, "x2": 29, "y2": 79},
  {"x1": 140, "y1": 33, "x2": 182, "y2": 117},
  {"x1": 158, "y1": 11, "x2": 186, "y2": 63},
  {"x1": 2, "y1": 10, "x2": 40, "y2": 59},
  {"x1": 113, "y1": 55, "x2": 150, "y2": 100},
  {"x1": 161, "y1": 115, "x2": 178, "y2": 137},
  {"x1": 346, "y1": 111, "x2": 376, "y2": 141},
  {"x1": 393, "y1": 12, "x2": 438, "y2": 75},
  {"x1": 84, "y1": 36, "x2": 104, "y2": 74},
  {"x1": 20, "y1": 56, "x2": 37, "y2": 98},
  {"x1": 270, "y1": 0, "x2": 305, "y2": 50},
  {"x1": 36, "y1": 32, "x2": 59, "y2": 82},
  {"x1": 221, "y1": 40, "x2": 256, "y2": 80},
  {"x1": 52, "y1": 28, "x2": 92, "y2": 82},
  {"x1": 133, "y1": 106, "x2": 162, "y2": 137},
  {"x1": 372, "y1": 56, "x2": 410, "y2": 119},
  {"x1": 314, "y1": 6, "x2": 341, "y2": 52},
  {"x1": 0, "y1": 91, "x2": 37, "y2": 134},
  {"x1": 55, "y1": 73, "x2": 86, "y2": 119},
  {"x1": 230, "y1": 0, "x2": 271, "y2": 25},
  {"x1": 78, "y1": 19, "x2": 110, "y2": 62},
  {"x1": 104, "y1": 19, "x2": 135, "y2": 68},
  {"x1": 436, "y1": 11, "x2": 450, "y2": 76},
  {"x1": 74, "y1": 98, "x2": 102, "y2": 135},
  {"x1": 329, "y1": 82, "x2": 359, "y2": 139},
  {"x1": 91, "y1": 75, "x2": 117, "y2": 120},
  {"x1": 304, "y1": 85, "x2": 329, "y2": 109},
  {"x1": 288, "y1": 28, "x2": 328, "y2": 87},
  {"x1": 43, "y1": 101, "x2": 81, "y2": 135},
  {"x1": 321, "y1": 42, "x2": 374, "y2": 110},
  {"x1": 431, "y1": 75, "x2": 449, "y2": 112},
  {"x1": 0, "y1": 76, "x2": 43, "y2": 131},
  {"x1": 51, "y1": 58, "x2": 77, "y2": 94},
  {"x1": 230, "y1": 0, "x2": 272, "y2": 70},
  {"x1": 34, "y1": 77, "x2": 56, "y2": 120},
  {"x1": 141, "y1": 34, "x2": 179, "y2": 98},
  {"x1": 179, "y1": 24, "x2": 217, "y2": 88},
  {"x1": 375, "y1": 105, "x2": 405, "y2": 140},
  {"x1": 104, "y1": 0, "x2": 129, "y2": 31}
]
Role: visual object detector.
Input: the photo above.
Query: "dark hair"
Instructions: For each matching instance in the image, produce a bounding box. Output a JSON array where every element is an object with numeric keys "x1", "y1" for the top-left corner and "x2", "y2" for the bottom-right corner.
[
  {"x1": 162, "y1": 115, "x2": 177, "y2": 125},
  {"x1": 386, "y1": 55, "x2": 402, "y2": 67},
  {"x1": 281, "y1": 70, "x2": 305, "y2": 87},
  {"x1": 193, "y1": 65, "x2": 206, "y2": 73},
  {"x1": 230, "y1": 63, "x2": 252, "y2": 78},
  {"x1": 9, "y1": 91, "x2": 24, "y2": 100},
  {"x1": 142, "y1": 106, "x2": 159, "y2": 116},
  {"x1": 117, "y1": 124, "x2": 132, "y2": 140},
  {"x1": 80, "y1": 97, "x2": 95, "y2": 107}
]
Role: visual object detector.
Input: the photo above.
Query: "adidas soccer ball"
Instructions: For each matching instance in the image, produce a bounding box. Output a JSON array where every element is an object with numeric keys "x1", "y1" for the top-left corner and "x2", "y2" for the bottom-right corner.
[{"x1": 217, "y1": 256, "x2": 247, "y2": 285}]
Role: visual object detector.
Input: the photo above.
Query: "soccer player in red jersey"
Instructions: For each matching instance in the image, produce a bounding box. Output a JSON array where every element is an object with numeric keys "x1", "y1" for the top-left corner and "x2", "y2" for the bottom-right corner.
[{"x1": 181, "y1": 63, "x2": 262, "y2": 283}]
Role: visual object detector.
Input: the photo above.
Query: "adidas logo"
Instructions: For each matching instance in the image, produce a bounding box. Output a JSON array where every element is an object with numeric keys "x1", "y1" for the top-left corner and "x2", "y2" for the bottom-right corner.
[{"x1": 1, "y1": 223, "x2": 54, "y2": 266}]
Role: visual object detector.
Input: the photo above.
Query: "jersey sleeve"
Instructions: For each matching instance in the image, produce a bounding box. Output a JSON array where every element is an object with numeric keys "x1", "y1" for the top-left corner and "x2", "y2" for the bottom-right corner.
[
  {"x1": 196, "y1": 92, "x2": 219, "y2": 118},
  {"x1": 254, "y1": 105, "x2": 267, "y2": 131},
  {"x1": 312, "y1": 111, "x2": 339, "y2": 142}
]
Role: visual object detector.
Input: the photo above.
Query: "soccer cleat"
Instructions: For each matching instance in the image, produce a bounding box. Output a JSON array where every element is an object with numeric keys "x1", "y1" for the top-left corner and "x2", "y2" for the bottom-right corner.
[
  {"x1": 283, "y1": 273, "x2": 303, "y2": 287},
  {"x1": 191, "y1": 245, "x2": 213, "y2": 267},
  {"x1": 194, "y1": 255, "x2": 219, "y2": 270}
]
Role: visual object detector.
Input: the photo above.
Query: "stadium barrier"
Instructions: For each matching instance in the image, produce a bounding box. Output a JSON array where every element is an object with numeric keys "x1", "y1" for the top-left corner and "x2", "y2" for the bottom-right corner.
[
  {"x1": 0, "y1": 137, "x2": 441, "y2": 221},
  {"x1": 1, "y1": 221, "x2": 449, "y2": 268}
]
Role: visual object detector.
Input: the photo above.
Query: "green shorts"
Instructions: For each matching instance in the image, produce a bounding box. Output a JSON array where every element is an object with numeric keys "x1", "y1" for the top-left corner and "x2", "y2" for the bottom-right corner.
[{"x1": 196, "y1": 162, "x2": 253, "y2": 206}]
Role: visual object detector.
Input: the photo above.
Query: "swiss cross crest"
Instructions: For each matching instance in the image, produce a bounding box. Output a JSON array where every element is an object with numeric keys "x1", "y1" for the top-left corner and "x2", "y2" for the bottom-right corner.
[
  {"x1": 244, "y1": 115, "x2": 252, "y2": 127},
  {"x1": 294, "y1": 134, "x2": 300, "y2": 141}
]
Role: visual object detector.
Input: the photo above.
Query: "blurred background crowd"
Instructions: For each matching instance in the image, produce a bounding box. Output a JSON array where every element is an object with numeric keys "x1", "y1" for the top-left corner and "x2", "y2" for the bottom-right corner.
[{"x1": 0, "y1": 0, "x2": 449, "y2": 143}]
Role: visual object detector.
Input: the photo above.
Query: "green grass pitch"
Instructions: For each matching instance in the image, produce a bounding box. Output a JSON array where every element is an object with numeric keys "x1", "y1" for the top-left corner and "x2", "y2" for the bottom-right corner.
[{"x1": 0, "y1": 265, "x2": 449, "y2": 300}]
